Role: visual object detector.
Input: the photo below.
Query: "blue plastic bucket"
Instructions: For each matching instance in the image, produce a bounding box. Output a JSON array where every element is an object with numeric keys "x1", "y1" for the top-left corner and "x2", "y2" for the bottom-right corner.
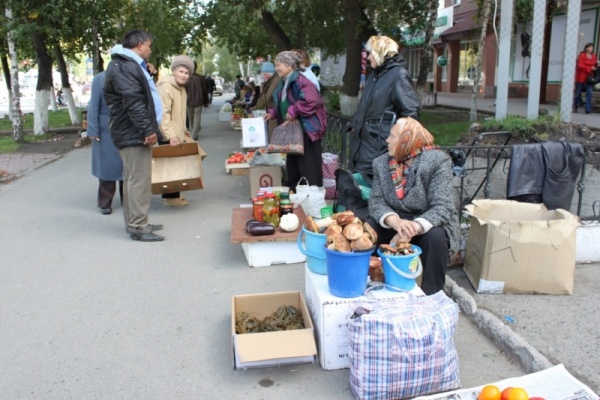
[
  {"x1": 377, "y1": 245, "x2": 423, "y2": 292},
  {"x1": 324, "y1": 245, "x2": 371, "y2": 297},
  {"x1": 297, "y1": 225, "x2": 327, "y2": 274}
]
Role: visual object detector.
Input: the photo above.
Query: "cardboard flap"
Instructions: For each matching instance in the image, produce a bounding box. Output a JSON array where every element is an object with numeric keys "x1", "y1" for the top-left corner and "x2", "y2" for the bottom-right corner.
[
  {"x1": 234, "y1": 329, "x2": 317, "y2": 363},
  {"x1": 152, "y1": 142, "x2": 198, "y2": 158}
]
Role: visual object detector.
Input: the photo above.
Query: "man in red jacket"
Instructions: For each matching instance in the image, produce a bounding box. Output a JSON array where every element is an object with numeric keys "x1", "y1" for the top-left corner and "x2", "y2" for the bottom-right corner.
[{"x1": 186, "y1": 61, "x2": 209, "y2": 140}]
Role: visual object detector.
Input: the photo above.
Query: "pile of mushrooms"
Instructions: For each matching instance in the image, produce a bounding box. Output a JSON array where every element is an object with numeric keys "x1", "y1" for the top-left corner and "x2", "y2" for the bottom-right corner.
[{"x1": 305, "y1": 210, "x2": 378, "y2": 252}]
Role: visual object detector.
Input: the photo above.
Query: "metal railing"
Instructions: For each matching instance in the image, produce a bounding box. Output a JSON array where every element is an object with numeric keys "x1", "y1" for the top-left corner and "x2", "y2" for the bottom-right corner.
[{"x1": 324, "y1": 112, "x2": 600, "y2": 221}]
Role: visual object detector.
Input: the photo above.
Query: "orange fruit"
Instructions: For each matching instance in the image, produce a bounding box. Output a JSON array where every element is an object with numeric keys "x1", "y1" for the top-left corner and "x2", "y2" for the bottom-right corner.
[
  {"x1": 501, "y1": 387, "x2": 513, "y2": 400},
  {"x1": 507, "y1": 387, "x2": 529, "y2": 400},
  {"x1": 478, "y1": 385, "x2": 501, "y2": 400}
]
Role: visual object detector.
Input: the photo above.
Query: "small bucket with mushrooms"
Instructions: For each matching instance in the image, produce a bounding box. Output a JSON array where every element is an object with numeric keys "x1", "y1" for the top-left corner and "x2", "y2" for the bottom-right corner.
[{"x1": 377, "y1": 243, "x2": 422, "y2": 292}]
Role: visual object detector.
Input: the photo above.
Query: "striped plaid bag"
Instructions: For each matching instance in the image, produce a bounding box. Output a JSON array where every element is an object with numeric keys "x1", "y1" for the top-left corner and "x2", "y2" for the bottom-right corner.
[{"x1": 348, "y1": 291, "x2": 460, "y2": 400}]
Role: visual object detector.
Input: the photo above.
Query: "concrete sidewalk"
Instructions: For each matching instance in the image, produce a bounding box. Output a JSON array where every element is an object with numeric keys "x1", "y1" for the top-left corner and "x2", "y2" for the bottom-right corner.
[
  {"x1": 435, "y1": 91, "x2": 600, "y2": 130},
  {"x1": 0, "y1": 94, "x2": 598, "y2": 398}
]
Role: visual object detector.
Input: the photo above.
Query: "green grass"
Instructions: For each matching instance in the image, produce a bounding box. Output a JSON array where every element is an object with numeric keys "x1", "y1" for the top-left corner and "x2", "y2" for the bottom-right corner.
[
  {"x1": 0, "y1": 109, "x2": 81, "y2": 153},
  {"x1": 0, "y1": 133, "x2": 58, "y2": 153},
  {"x1": 420, "y1": 110, "x2": 472, "y2": 147},
  {"x1": 0, "y1": 109, "x2": 79, "y2": 131}
]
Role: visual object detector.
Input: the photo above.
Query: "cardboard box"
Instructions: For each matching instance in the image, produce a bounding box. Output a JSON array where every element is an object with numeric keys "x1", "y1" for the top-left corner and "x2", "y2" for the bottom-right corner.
[
  {"x1": 151, "y1": 142, "x2": 204, "y2": 195},
  {"x1": 218, "y1": 111, "x2": 231, "y2": 121},
  {"x1": 231, "y1": 291, "x2": 317, "y2": 369},
  {"x1": 463, "y1": 199, "x2": 579, "y2": 294},
  {"x1": 304, "y1": 266, "x2": 424, "y2": 370},
  {"x1": 225, "y1": 162, "x2": 249, "y2": 176},
  {"x1": 230, "y1": 206, "x2": 306, "y2": 268},
  {"x1": 249, "y1": 166, "x2": 282, "y2": 198}
]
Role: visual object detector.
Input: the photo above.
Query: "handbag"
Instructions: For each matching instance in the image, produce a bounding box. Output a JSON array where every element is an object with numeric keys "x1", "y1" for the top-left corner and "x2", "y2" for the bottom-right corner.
[
  {"x1": 267, "y1": 120, "x2": 304, "y2": 155},
  {"x1": 348, "y1": 291, "x2": 460, "y2": 400}
]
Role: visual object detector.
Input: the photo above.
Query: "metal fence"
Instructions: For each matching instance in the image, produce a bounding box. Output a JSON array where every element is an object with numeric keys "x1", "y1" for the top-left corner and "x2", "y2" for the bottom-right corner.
[{"x1": 324, "y1": 112, "x2": 600, "y2": 221}]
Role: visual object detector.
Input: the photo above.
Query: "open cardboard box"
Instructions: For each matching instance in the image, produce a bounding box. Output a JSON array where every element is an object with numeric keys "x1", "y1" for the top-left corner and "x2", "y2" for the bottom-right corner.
[
  {"x1": 463, "y1": 199, "x2": 579, "y2": 294},
  {"x1": 151, "y1": 142, "x2": 204, "y2": 195},
  {"x1": 232, "y1": 291, "x2": 317, "y2": 369}
]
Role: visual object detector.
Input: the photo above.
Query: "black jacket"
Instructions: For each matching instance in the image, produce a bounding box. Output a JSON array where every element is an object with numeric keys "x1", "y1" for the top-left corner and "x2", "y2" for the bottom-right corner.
[
  {"x1": 349, "y1": 54, "x2": 420, "y2": 177},
  {"x1": 103, "y1": 53, "x2": 161, "y2": 149}
]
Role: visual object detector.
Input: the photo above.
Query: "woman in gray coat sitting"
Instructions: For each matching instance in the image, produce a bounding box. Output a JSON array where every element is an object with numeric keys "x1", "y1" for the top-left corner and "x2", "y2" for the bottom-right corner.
[{"x1": 367, "y1": 117, "x2": 458, "y2": 295}]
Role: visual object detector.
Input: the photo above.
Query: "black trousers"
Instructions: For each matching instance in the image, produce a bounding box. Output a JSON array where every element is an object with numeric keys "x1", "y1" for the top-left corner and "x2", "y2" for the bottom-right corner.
[
  {"x1": 367, "y1": 217, "x2": 449, "y2": 295},
  {"x1": 285, "y1": 134, "x2": 323, "y2": 193},
  {"x1": 98, "y1": 180, "x2": 123, "y2": 209}
]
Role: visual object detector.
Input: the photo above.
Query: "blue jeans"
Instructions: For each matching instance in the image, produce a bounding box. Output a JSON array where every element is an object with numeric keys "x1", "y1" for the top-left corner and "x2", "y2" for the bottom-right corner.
[{"x1": 574, "y1": 82, "x2": 593, "y2": 112}]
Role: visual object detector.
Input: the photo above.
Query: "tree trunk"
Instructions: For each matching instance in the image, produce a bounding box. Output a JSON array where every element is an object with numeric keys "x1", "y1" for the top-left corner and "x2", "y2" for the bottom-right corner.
[
  {"x1": 470, "y1": 0, "x2": 492, "y2": 122},
  {"x1": 1, "y1": 53, "x2": 14, "y2": 123},
  {"x1": 54, "y1": 41, "x2": 80, "y2": 124},
  {"x1": 259, "y1": 10, "x2": 293, "y2": 51},
  {"x1": 339, "y1": 0, "x2": 366, "y2": 117},
  {"x1": 5, "y1": 7, "x2": 23, "y2": 142},
  {"x1": 539, "y1": 1, "x2": 555, "y2": 104},
  {"x1": 32, "y1": 30, "x2": 53, "y2": 135},
  {"x1": 415, "y1": 0, "x2": 439, "y2": 105},
  {"x1": 91, "y1": 17, "x2": 103, "y2": 74}
]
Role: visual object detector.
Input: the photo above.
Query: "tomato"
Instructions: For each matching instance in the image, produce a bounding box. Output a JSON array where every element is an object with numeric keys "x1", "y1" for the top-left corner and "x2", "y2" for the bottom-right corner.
[
  {"x1": 478, "y1": 385, "x2": 501, "y2": 400},
  {"x1": 506, "y1": 387, "x2": 528, "y2": 400},
  {"x1": 501, "y1": 387, "x2": 513, "y2": 400}
]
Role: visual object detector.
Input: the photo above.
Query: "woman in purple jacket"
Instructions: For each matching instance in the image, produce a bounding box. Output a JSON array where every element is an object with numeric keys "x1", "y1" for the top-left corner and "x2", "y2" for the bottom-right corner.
[{"x1": 265, "y1": 51, "x2": 327, "y2": 193}]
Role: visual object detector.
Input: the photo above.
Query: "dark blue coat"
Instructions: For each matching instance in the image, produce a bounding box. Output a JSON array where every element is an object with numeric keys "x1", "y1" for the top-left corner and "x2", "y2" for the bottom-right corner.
[{"x1": 88, "y1": 72, "x2": 123, "y2": 181}]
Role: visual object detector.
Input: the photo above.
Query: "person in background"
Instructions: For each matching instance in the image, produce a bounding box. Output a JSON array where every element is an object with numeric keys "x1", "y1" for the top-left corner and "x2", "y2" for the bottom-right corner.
[
  {"x1": 264, "y1": 51, "x2": 327, "y2": 192},
  {"x1": 186, "y1": 61, "x2": 209, "y2": 140},
  {"x1": 292, "y1": 48, "x2": 320, "y2": 91},
  {"x1": 310, "y1": 64, "x2": 323, "y2": 93},
  {"x1": 574, "y1": 42, "x2": 599, "y2": 114},
  {"x1": 88, "y1": 44, "x2": 124, "y2": 215},
  {"x1": 234, "y1": 74, "x2": 245, "y2": 100},
  {"x1": 349, "y1": 35, "x2": 420, "y2": 179},
  {"x1": 367, "y1": 117, "x2": 458, "y2": 295},
  {"x1": 157, "y1": 55, "x2": 195, "y2": 207},
  {"x1": 103, "y1": 29, "x2": 165, "y2": 242},
  {"x1": 205, "y1": 75, "x2": 215, "y2": 105},
  {"x1": 253, "y1": 61, "x2": 281, "y2": 134}
]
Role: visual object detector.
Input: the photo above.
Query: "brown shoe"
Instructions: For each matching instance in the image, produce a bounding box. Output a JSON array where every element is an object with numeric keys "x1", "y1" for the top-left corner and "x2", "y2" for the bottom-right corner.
[{"x1": 163, "y1": 197, "x2": 189, "y2": 207}]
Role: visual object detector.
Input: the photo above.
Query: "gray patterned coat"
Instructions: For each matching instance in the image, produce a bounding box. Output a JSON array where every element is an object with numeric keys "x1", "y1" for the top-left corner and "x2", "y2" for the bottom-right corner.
[{"x1": 368, "y1": 150, "x2": 459, "y2": 251}]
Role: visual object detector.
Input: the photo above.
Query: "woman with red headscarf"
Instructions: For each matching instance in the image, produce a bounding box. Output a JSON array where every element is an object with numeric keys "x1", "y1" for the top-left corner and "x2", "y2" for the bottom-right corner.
[{"x1": 367, "y1": 117, "x2": 458, "y2": 295}]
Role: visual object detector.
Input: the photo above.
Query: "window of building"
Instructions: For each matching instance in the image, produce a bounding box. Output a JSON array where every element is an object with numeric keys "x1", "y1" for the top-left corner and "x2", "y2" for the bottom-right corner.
[
  {"x1": 458, "y1": 39, "x2": 478, "y2": 88},
  {"x1": 401, "y1": 47, "x2": 436, "y2": 81}
]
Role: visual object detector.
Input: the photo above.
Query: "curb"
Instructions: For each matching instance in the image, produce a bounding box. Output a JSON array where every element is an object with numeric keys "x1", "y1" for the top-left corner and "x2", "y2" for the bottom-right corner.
[
  {"x1": 0, "y1": 153, "x2": 63, "y2": 184},
  {"x1": 445, "y1": 276, "x2": 554, "y2": 374}
]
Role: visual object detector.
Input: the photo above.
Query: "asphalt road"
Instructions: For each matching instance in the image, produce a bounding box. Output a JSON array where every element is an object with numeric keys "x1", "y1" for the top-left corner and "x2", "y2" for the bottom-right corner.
[{"x1": 0, "y1": 94, "x2": 530, "y2": 399}]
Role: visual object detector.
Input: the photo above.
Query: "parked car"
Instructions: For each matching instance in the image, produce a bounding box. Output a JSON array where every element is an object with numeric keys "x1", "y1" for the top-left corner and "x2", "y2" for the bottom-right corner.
[{"x1": 214, "y1": 83, "x2": 223, "y2": 96}]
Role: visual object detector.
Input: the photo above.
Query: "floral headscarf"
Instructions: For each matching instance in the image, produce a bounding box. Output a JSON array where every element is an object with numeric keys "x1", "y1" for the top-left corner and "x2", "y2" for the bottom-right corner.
[
  {"x1": 388, "y1": 117, "x2": 438, "y2": 199},
  {"x1": 275, "y1": 51, "x2": 303, "y2": 70},
  {"x1": 365, "y1": 36, "x2": 399, "y2": 67}
]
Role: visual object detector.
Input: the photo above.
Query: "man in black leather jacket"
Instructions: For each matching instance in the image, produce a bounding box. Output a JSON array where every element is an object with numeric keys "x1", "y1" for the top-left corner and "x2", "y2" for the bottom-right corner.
[
  {"x1": 103, "y1": 29, "x2": 165, "y2": 242},
  {"x1": 349, "y1": 36, "x2": 420, "y2": 179}
]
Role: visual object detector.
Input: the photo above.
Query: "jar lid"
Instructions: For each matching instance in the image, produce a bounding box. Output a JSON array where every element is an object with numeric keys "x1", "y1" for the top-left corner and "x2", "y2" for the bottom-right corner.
[
  {"x1": 265, "y1": 193, "x2": 276, "y2": 198},
  {"x1": 280, "y1": 199, "x2": 292, "y2": 205},
  {"x1": 279, "y1": 192, "x2": 290, "y2": 200}
]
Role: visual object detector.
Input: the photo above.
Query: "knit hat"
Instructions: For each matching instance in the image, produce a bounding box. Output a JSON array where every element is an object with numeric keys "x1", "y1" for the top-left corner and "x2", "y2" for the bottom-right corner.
[
  {"x1": 260, "y1": 62, "x2": 275, "y2": 73},
  {"x1": 170, "y1": 55, "x2": 194, "y2": 73}
]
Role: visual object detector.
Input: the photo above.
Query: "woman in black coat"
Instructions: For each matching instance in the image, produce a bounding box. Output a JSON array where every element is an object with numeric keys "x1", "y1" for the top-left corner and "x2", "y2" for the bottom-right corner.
[{"x1": 349, "y1": 35, "x2": 420, "y2": 179}]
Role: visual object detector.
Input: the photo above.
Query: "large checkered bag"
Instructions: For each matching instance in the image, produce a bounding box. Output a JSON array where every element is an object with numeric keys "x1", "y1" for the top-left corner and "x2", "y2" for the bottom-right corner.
[{"x1": 348, "y1": 291, "x2": 460, "y2": 400}]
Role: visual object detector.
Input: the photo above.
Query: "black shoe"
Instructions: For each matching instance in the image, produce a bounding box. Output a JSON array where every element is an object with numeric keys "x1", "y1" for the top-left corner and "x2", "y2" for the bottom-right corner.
[
  {"x1": 586, "y1": 110, "x2": 592, "y2": 114},
  {"x1": 148, "y1": 224, "x2": 163, "y2": 232},
  {"x1": 129, "y1": 232, "x2": 165, "y2": 242},
  {"x1": 100, "y1": 208, "x2": 112, "y2": 215}
]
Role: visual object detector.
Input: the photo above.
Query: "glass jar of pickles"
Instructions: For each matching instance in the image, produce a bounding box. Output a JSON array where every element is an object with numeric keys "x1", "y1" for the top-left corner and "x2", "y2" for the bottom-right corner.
[{"x1": 263, "y1": 193, "x2": 280, "y2": 227}]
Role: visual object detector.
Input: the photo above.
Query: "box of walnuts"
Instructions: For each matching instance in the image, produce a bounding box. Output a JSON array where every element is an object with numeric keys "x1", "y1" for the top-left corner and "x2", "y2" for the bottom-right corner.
[{"x1": 231, "y1": 291, "x2": 317, "y2": 369}]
